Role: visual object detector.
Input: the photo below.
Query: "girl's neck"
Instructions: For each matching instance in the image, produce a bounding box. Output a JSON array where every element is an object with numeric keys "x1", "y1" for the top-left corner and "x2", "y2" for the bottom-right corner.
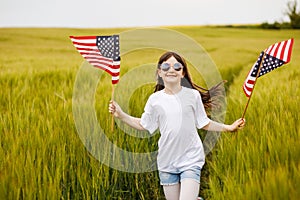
[{"x1": 163, "y1": 84, "x2": 182, "y2": 95}]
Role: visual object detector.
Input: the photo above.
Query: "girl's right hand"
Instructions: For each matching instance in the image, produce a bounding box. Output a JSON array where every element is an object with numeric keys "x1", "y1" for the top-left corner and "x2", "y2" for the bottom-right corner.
[{"x1": 109, "y1": 100, "x2": 122, "y2": 118}]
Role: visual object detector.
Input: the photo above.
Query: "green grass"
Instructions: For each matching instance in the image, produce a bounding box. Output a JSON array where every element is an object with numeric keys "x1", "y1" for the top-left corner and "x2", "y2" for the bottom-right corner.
[{"x1": 0, "y1": 27, "x2": 299, "y2": 199}]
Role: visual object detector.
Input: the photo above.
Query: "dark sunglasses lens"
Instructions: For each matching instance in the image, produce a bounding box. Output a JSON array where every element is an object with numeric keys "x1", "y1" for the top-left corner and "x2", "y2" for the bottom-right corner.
[
  {"x1": 161, "y1": 63, "x2": 170, "y2": 71},
  {"x1": 173, "y1": 63, "x2": 182, "y2": 71}
]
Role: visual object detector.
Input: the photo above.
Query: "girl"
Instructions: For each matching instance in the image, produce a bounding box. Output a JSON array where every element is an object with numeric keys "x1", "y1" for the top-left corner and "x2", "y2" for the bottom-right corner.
[{"x1": 109, "y1": 51, "x2": 245, "y2": 200}]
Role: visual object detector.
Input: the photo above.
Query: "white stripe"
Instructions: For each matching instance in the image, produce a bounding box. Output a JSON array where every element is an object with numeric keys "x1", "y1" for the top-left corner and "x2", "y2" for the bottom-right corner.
[
  {"x1": 243, "y1": 71, "x2": 256, "y2": 87},
  {"x1": 270, "y1": 43, "x2": 278, "y2": 56},
  {"x1": 70, "y1": 38, "x2": 96, "y2": 44},
  {"x1": 243, "y1": 85, "x2": 252, "y2": 96},
  {"x1": 81, "y1": 51, "x2": 102, "y2": 56},
  {"x1": 247, "y1": 74, "x2": 256, "y2": 81},
  {"x1": 245, "y1": 81, "x2": 254, "y2": 89},
  {"x1": 112, "y1": 76, "x2": 119, "y2": 80},
  {"x1": 265, "y1": 45, "x2": 273, "y2": 54},
  {"x1": 73, "y1": 44, "x2": 98, "y2": 50},
  {"x1": 83, "y1": 53, "x2": 110, "y2": 59},
  {"x1": 87, "y1": 58, "x2": 113, "y2": 64},
  {"x1": 78, "y1": 50, "x2": 100, "y2": 54},
  {"x1": 282, "y1": 39, "x2": 292, "y2": 62},
  {"x1": 90, "y1": 63, "x2": 120, "y2": 73},
  {"x1": 275, "y1": 41, "x2": 285, "y2": 60}
]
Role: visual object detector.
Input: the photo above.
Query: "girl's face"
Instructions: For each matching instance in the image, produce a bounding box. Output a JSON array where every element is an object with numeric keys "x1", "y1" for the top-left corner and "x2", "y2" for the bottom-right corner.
[{"x1": 158, "y1": 56, "x2": 184, "y2": 85}]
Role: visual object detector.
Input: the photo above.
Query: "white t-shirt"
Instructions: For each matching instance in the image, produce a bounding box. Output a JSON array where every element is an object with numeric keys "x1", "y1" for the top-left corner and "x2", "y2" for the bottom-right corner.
[{"x1": 140, "y1": 86, "x2": 210, "y2": 172}]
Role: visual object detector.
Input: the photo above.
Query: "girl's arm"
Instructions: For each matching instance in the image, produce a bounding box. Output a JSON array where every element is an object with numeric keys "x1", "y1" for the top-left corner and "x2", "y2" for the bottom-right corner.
[
  {"x1": 109, "y1": 100, "x2": 146, "y2": 131},
  {"x1": 202, "y1": 118, "x2": 245, "y2": 132}
]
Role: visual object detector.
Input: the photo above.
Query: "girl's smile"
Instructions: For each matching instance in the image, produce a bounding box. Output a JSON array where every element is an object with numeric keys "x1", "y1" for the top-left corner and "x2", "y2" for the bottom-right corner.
[{"x1": 158, "y1": 56, "x2": 184, "y2": 85}]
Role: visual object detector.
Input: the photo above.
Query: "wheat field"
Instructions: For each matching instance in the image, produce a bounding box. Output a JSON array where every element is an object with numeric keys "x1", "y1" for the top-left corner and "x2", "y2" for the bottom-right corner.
[{"x1": 0, "y1": 27, "x2": 299, "y2": 199}]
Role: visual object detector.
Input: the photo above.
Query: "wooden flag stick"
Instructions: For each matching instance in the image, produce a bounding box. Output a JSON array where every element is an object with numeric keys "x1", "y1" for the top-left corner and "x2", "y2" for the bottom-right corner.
[
  {"x1": 241, "y1": 52, "x2": 266, "y2": 119},
  {"x1": 111, "y1": 84, "x2": 115, "y2": 131}
]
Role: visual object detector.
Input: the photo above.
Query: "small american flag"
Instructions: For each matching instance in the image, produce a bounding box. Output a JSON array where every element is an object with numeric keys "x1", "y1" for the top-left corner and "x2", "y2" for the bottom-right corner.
[
  {"x1": 243, "y1": 38, "x2": 294, "y2": 97},
  {"x1": 70, "y1": 35, "x2": 120, "y2": 84}
]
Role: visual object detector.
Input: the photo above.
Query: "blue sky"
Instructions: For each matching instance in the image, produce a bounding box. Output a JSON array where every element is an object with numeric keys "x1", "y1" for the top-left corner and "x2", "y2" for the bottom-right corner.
[{"x1": 0, "y1": 0, "x2": 292, "y2": 28}]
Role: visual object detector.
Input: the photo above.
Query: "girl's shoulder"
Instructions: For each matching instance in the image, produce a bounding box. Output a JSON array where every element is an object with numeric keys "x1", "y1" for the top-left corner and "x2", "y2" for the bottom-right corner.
[
  {"x1": 147, "y1": 90, "x2": 164, "y2": 101},
  {"x1": 182, "y1": 86, "x2": 200, "y2": 97}
]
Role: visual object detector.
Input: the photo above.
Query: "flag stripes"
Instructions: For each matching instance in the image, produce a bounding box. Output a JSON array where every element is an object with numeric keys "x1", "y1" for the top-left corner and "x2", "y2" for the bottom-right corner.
[
  {"x1": 243, "y1": 38, "x2": 294, "y2": 97},
  {"x1": 264, "y1": 38, "x2": 294, "y2": 63},
  {"x1": 243, "y1": 52, "x2": 264, "y2": 97},
  {"x1": 70, "y1": 35, "x2": 120, "y2": 84}
]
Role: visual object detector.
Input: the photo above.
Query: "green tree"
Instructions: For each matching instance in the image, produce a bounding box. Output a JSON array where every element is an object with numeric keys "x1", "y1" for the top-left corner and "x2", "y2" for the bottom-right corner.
[{"x1": 286, "y1": 0, "x2": 300, "y2": 28}]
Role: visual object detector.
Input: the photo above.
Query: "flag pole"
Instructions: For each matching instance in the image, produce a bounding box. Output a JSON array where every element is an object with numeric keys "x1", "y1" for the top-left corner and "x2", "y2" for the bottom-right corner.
[
  {"x1": 241, "y1": 51, "x2": 266, "y2": 119},
  {"x1": 111, "y1": 84, "x2": 115, "y2": 131}
]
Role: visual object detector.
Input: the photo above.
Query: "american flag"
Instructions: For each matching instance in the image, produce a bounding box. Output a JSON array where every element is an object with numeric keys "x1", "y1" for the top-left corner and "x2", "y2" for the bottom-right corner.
[
  {"x1": 70, "y1": 35, "x2": 120, "y2": 84},
  {"x1": 243, "y1": 38, "x2": 294, "y2": 97}
]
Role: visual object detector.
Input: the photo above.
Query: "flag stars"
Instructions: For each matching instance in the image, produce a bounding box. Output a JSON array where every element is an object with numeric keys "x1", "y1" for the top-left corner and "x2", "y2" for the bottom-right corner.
[
  {"x1": 70, "y1": 35, "x2": 120, "y2": 84},
  {"x1": 96, "y1": 35, "x2": 120, "y2": 61},
  {"x1": 257, "y1": 54, "x2": 285, "y2": 78}
]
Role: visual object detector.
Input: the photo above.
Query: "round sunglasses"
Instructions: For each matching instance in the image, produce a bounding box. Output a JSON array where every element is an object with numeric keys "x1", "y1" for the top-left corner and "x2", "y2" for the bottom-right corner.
[{"x1": 160, "y1": 62, "x2": 183, "y2": 71}]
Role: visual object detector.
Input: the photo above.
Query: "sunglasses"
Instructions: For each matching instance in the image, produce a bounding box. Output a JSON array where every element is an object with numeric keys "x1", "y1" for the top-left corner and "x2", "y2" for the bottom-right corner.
[{"x1": 160, "y1": 62, "x2": 183, "y2": 71}]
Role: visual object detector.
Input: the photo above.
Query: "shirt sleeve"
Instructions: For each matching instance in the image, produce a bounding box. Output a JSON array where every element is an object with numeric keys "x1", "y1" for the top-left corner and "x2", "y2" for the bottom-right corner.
[
  {"x1": 140, "y1": 96, "x2": 159, "y2": 134},
  {"x1": 195, "y1": 91, "x2": 210, "y2": 129}
]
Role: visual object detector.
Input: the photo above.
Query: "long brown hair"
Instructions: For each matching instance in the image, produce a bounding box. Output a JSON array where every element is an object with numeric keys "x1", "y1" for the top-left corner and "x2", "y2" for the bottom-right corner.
[{"x1": 154, "y1": 51, "x2": 225, "y2": 111}]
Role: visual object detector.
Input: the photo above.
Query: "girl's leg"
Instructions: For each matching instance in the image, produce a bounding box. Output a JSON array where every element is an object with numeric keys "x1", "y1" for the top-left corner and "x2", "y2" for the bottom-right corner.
[
  {"x1": 163, "y1": 183, "x2": 181, "y2": 200},
  {"x1": 179, "y1": 179, "x2": 200, "y2": 200}
]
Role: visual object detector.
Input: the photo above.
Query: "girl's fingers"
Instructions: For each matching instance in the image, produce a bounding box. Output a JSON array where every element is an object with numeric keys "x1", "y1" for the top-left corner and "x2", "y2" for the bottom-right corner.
[
  {"x1": 109, "y1": 107, "x2": 114, "y2": 113},
  {"x1": 237, "y1": 118, "x2": 246, "y2": 128},
  {"x1": 108, "y1": 101, "x2": 116, "y2": 114}
]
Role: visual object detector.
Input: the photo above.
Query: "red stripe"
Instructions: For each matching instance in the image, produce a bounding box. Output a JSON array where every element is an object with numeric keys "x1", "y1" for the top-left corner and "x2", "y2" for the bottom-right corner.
[
  {"x1": 89, "y1": 60, "x2": 120, "y2": 69},
  {"x1": 76, "y1": 47, "x2": 98, "y2": 51},
  {"x1": 243, "y1": 84, "x2": 253, "y2": 93},
  {"x1": 89, "y1": 60, "x2": 113, "y2": 66},
  {"x1": 286, "y1": 38, "x2": 294, "y2": 63},
  {"x1": 110, "y1": 64, "x2": 120, "y2": 69},
  {"x1": 72, "y1": 41, "x2": 96, "y2": 47},
  {"x1": 112, "y1": 80, "x2": 119, "y2": 84},
  {"x1": 242, "y1": 85, "x2": 252, "y2": 97},
  {"x1": 89, "y1": 61, "x2": 120, "y2": 71},
  {"x1": 70, "y1": 35, "x2": 97, "y2": 40},
  {"x1": 84, "y1": 55, "x2": 111, "y2": 62},
  {"x1": 272, "y1": 43, "x2": 280, "y2": 57},
  {"x1": 244, "y1": 83, "x2": 254, "y2": 92},
  {"x1": 280, "y1": 40, "x2": 288, "y2": 61},
  {"x1": 93, "y1": 66, "x2": 120, "y2": 76},
  {"x1": 247, "y1": 79, "x2": 255, "y2": 85},
  {"x1": 266, "y1": 44, "x2": 275, "y2": 55},
  {"x1": 80, "y1": 52, "x2": 99, "y2": 57},
  {"x1": 77, "y1": 49, "x2": 101, "y2": 57},
  {"x1": 243, "y1": 90, "x2": 250, "y2": 97},
  {"x1": 81, "y1": 52, "x2": 101, "y2": 57}
]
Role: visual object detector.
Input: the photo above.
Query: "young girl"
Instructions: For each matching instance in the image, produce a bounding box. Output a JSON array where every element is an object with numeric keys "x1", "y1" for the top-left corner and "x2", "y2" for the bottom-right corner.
[{"x1": 109, "y1": 51, "x2": 245, "y2": 200}]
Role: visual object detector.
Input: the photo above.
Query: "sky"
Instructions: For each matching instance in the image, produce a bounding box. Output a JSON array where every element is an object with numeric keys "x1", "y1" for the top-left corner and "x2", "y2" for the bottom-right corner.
[{"x1": 0, "y1": 0, "x2": 293, "y2": 28}]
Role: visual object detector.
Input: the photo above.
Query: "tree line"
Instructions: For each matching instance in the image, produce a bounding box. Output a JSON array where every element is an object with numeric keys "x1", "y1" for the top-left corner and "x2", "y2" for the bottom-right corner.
[{"x1": 261, "y1": 0, "x2": 300, "y2": 29}]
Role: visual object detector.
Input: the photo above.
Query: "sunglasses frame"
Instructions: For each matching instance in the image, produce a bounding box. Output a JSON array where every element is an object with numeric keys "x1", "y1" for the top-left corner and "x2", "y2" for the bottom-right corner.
[{"x1": 160, "y1": 62, "x2": 183, "y2": 72}]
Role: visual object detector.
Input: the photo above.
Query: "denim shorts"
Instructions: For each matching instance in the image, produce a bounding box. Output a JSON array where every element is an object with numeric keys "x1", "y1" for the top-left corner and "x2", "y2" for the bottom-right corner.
[{"x1": 158, "y1": 168, "x2": 201, "y2": 185}]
